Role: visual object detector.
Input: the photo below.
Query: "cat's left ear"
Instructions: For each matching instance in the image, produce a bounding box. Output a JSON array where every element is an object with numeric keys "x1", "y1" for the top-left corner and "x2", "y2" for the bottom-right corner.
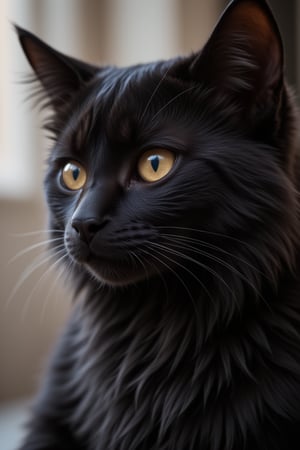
[
  {"x1": 189, "y1": 0, "x2": 284, "y2": 115},
  {"x1": 15, "y1": 26, "x2": 99, "y2": 110}
]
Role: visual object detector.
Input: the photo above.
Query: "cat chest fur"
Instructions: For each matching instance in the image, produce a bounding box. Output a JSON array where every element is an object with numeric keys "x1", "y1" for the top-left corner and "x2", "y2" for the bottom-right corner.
[{"x1": 44, "y1": 280, "x2": 300, "y2": 450}]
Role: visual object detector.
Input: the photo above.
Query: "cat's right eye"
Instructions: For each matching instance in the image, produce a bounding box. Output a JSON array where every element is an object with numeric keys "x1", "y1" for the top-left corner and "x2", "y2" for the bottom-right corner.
[{"x1": 61, "y1": 161, "x2": 87, "y2": 191}]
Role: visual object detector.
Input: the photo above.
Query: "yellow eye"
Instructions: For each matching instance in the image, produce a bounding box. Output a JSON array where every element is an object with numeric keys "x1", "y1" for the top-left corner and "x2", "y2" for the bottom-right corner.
[
  {"x1": 138, "y1": 149, "x2": 175, "y2": 183},
  {"x1": 61, "y1": 161, "x2": 87, "y2": 190}
]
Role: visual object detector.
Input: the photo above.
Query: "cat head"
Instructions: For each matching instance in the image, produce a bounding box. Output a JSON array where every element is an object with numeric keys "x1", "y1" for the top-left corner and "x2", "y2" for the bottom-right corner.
[{"x1": 16, "y1": 0, "x2": 299, "y2": 314}]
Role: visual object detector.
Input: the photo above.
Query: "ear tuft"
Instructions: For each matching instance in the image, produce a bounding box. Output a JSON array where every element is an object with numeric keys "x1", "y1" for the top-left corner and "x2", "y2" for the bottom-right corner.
[{"x1": 15, "y1": 25, "x2": 98, "y2": 110}]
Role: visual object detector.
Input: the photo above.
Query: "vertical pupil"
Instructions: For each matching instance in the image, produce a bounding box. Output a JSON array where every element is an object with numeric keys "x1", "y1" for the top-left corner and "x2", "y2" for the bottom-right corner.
[
  {"x1": 150, "y1": 156, "x2": 160, "y2": 172},
  {"x1": 72, "y1": 167, "x2": 80, "y2": 181}
]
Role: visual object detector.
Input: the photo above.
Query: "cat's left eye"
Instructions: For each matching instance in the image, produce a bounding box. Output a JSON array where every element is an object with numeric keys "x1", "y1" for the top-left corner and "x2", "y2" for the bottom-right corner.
[
  {"x1": 61, "y1": 161, "x2": 87, "y2": 191},
  {"x1": 138, "y1": 149, "x2": 175, "y2": 183}
]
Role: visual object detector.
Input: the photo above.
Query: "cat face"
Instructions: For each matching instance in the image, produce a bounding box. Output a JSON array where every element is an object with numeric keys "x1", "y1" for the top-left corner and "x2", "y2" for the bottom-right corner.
[
  {"x1": 44, "y1": 65, "x2": 221, "y2": 285},
  {"x1": 17, "y1": 0, "x2": 299, "y2": 292}
]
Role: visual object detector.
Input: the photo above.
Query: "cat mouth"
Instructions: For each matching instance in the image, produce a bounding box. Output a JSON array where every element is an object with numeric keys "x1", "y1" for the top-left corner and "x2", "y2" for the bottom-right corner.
[
  {"x1": 65, "y1": 238, "x2": 147, "y2": 286},
  {"x1": 63, "y1": 221, "x2": 159, "y2": 286}
]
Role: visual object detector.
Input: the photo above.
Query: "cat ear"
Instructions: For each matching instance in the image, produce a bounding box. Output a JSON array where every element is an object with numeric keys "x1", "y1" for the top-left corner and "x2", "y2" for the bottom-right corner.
[
  {"x1": 190, "y1": 0, "x2": 283, "y2": 113},
  {"x1": 15, "y1": 25, "x2": 98, "y2": 109}
]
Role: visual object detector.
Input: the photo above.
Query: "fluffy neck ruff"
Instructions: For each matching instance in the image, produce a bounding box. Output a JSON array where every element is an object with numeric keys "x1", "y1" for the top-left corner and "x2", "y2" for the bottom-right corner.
[{"x1": 67, "y1": 262, "x2": 300, "y2": 450}]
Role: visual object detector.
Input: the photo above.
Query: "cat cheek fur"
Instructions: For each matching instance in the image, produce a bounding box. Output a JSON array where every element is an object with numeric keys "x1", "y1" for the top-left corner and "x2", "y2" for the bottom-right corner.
[{"x1": 16, "y1": 0, "x2": 300, "y2": 449}]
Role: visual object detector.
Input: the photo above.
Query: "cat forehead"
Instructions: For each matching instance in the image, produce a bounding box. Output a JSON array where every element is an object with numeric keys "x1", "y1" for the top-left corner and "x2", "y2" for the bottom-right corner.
[
  {"x1": 67, "y1": 62, "x2": 188, "y2": 147},
  {"x1": 94, "y1": 62, "x2": 174, "y2": 122}
]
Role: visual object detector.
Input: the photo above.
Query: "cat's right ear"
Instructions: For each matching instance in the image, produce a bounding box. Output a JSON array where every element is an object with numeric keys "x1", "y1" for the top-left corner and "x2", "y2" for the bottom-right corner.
[{"x1": 15, "y1": 25, "x2": 98, "y2": 110}]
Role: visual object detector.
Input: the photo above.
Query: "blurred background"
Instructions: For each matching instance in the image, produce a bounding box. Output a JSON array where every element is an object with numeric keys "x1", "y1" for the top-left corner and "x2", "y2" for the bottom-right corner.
[{"x1": 0, "y1": 0, "x2": 299, "y2": 448}]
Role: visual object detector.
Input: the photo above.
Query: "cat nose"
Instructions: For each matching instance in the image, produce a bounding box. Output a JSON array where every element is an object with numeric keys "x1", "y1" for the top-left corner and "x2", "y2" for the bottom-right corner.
[{"x1": 71, "y1": 217, "x2": 108, "y2": 243}]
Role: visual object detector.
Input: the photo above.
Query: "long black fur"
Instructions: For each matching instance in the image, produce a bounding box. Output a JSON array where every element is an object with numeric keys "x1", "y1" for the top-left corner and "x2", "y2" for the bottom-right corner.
[{"x1": 16, "y1": 1, "x2": 300, "y2": 449}]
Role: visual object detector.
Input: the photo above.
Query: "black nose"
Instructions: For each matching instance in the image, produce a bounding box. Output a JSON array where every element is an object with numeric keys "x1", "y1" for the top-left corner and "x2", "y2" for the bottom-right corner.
[{"x1": 71, "y1": 217, "x2": 108, "y2": 243}]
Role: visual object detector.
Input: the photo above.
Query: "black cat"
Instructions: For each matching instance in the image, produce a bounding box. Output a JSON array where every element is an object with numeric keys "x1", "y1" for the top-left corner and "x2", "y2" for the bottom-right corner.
[{"x1": 16, "y1": 0, "x2": 300, "y2": 449}]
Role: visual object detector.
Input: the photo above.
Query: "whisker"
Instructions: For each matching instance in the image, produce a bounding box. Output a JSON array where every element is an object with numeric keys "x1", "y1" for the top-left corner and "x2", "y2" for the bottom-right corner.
[
  {"x1": 5, "y1": 245, "x2": 65, "y2": 309},
  {"x1": 22, "y1": 250, "x2": 68, "y2": 321},
  {"x1": 141, "y1": 246, "x2": 204, "y2": 323},
  {"x1": 158, "y1": 225, "x2": 276, "y2": 281},
  {"x1": 158, "y1": 226, "x2": 259, "y2": 252},
  {"x1": 150, "y1": 241, "x2": 236, "y2": 306},
  {"x1": 128, "y1": 250, "x2": 149, "y2": 280},
  {"x1": 159, "y1": 237, "x2": 270, "y2": 309},
  {"x1": 133, "y1": 248, "x2": 170, "y2": 300},
  {"x1": 40, "y1": 258, "x2": 66, "y2": 323},
  {"x1": 160, "y1": 232, "x2": 268, "y2": 281},
  {"x1": 8, "y1": 237, "x2": 63, "y2": 264},
  {"x1": 40, "y1": 256, "x2": 73, "y2": 323},
  {"x1": 139, "y1": 247, "x2": 195, "y2": 306},
  {"x1": 139, "y1": 66, "x2": 170, "y2": 122},
  {"x1": 150, "y1": 85, "x2": 197, "y2": 123},
  {"x1": 10, "y1": 229, "x2": 64, "y2": 238}
]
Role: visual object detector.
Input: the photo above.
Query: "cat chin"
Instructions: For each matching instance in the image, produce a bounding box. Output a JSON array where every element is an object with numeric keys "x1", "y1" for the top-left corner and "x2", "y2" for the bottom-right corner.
[
  {"x1": 65, "y1": 243, "x2": 148, "y2": 287},
  {"x1": 88, "y1": 269, "x2": 143, "y2": 287},
  {"x1": 83, "y1": 259, "x2": 148, "y2": 287}
]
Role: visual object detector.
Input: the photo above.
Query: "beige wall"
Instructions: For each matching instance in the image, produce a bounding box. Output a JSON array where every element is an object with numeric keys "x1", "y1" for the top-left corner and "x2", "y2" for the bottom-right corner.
[{"x1": 0, "y1": 199, "x2": 70, "y2": 401}]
